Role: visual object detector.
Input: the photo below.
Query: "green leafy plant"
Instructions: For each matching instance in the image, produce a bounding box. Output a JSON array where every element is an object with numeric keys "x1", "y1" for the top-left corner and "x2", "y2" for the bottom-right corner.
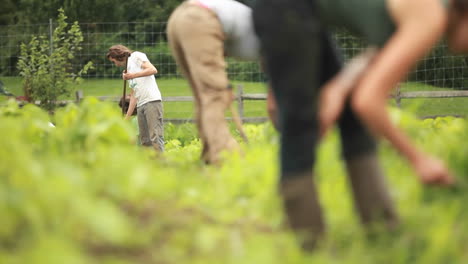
[
  {"x1": 1, "y1": 100, "x2": 468, "y2": 263},
  {"x1": 17, "y1": 8, "x2": 93, "y2": 112}
]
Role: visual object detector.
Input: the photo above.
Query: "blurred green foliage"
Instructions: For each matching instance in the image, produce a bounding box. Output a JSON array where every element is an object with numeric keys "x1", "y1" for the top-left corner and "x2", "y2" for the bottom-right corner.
[{"x1": 1, "y1": 98, "x2": 468, "y2": 263}]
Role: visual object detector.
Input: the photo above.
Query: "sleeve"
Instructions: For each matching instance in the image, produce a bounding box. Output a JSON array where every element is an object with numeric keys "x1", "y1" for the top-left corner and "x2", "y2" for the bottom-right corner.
[{"x1": 136, "y1": 52, "x2": 150, "y2": 62}]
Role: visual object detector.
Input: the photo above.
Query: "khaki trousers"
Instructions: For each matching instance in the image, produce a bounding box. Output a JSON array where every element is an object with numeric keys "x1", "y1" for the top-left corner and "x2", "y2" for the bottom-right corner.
[{"x1": 167, "y1": 2, "x2": 239, "y2": 164}]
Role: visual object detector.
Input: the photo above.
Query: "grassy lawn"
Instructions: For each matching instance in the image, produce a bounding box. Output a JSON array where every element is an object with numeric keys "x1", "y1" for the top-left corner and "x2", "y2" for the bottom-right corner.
[
  {"x1": 399, "y1": 82, "x2": 449, "y2": 91},
  {"x1": 0, "y1": 77, "x2": 269, "y2": 119},
  {"x1": 390, "y1": 82, "x2": 468, "y2": 117},
  {"x1": 2, "y1": 77, "x2": 467, "y2": 118}
]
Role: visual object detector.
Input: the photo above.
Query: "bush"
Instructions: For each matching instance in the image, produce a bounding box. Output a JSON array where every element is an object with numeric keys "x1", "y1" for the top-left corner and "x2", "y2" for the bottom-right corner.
[{"x1": 17, "y1": 8, "x2": 93, "y2": 111}]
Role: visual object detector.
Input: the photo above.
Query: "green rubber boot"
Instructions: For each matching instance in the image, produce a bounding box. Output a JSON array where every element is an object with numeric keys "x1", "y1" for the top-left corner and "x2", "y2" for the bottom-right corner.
[{"x1": 280, "y1": 172, "x2": 325, "y2": 250}]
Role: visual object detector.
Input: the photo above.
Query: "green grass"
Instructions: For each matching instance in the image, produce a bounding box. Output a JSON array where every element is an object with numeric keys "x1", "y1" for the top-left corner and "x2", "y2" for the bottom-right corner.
[
  {"x1": 0, "y1": 77, "x2": 269, "y2": 119},
  {"x1": 1, "y1": 76, "x2": 23, "y2": 95},
  {"x1": 391, "y1": 82, "x2": 468, "y2": 117},
  {"x1": 0, "y1": 77, "x2": 266, "y2": 96},
  {"x1": 399, "y1": 82, "x2": 449, "y2": 91},
  {"x1": 2, "y1": 77, "x2": 468, "y2": 118}
]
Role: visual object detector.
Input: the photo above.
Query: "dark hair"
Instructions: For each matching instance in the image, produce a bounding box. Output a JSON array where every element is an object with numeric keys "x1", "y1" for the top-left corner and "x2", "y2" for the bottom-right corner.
[{"x1": 106, "y1": 45, "x2": 132, "y2": 61}]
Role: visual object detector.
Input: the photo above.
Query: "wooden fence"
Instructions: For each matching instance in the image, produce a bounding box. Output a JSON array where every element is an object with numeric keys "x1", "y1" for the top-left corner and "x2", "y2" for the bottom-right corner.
[
  {"x1": 81, "y1": 85, "x2": 271, "y2": 124},
  {"x1": 392, "y1": 86, "x2": 468, "y2": 118},
  {"x1": 89, "y1": 86, "x2": 468, "y2": 123}
]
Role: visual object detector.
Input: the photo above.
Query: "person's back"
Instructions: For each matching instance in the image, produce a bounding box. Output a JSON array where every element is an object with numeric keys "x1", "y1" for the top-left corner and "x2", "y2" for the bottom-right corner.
[
  {"x1": 127, "y1": 51, "x2": 162, "y2": 108},
  {"x1": 317, "y1": 0, "x2": 395, "y2": 46},
  {"x1": 197, "y1": 0, "x2": 260, "y2": 60},
  {"x1": 317, "y1": 0, "x2": 449, "y2": 46}
]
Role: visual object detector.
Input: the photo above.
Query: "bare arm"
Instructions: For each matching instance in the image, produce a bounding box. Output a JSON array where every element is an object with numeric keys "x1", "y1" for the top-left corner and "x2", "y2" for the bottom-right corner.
[
  {"x1": 123, "y1": 61, "x2": 158, "y2": 80},
  {"x1": 125, "y1": 89, "x2": 137, "y2": 120},
  {"x1": 329, "y1": 47, "x2": 378, "y2": 95},
  {"x1": 266, "y1": 86, "x2": 279, "y2": 130},
  {"x1": 351, "y1": 0, "x2": 453, "y2": 185},
  {"x1": 319, "y1": 47, "x2": 378, "y2": 137}
]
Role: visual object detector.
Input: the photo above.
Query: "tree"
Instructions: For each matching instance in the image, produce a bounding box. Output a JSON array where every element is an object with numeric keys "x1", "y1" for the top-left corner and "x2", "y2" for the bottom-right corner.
[
  {"x1": 17, "y1": 8, "x2": 93, "y2": 111},
  {"x1": 0, "y1": 0, "x2": 17, "y2": 25}
]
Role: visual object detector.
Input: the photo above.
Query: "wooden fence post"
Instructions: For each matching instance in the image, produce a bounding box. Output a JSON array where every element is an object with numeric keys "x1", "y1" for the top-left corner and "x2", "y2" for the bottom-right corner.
[
  {"x1": 395, "y1": 85, "x2": 401, "y2": 108},
  {"x1": 237, "y1": 84, "x2": 244, "y2": 121},
  {"x1": 75, "y1": 90, "x2": 84, "y2": 103}
]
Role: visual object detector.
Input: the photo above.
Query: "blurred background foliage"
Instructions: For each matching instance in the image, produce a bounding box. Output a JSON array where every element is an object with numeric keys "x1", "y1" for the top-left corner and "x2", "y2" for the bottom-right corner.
[{"x1": 1, "y1": 98, "x2": 468, "y2": 263}]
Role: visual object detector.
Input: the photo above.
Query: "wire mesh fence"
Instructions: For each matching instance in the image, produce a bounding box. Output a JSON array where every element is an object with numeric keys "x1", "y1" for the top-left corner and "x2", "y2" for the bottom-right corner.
[
  {"x1": 2, "y1": 21, "x2": 468, "y2": 86},
  {"x1": 1, "y1": 21, "x2": 468, "y2": 119}
]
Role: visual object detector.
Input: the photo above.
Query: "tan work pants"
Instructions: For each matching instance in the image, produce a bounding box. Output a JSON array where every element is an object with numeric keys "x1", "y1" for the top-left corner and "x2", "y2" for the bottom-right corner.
[{"x1": 167, "y1": 2, "x2": 239, "y2": 164}]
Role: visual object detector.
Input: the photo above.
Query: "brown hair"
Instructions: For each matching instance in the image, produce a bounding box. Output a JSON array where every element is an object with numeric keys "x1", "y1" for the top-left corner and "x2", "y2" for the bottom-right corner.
[{"x1": 106, "y1": 45, "x2": 132, "y2": 61}]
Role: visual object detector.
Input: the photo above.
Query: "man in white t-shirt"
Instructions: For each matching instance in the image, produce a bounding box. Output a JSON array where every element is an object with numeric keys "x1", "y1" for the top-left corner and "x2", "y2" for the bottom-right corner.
[{"x1": 107, "y1": 45, "x2": 164, "y2": 152}]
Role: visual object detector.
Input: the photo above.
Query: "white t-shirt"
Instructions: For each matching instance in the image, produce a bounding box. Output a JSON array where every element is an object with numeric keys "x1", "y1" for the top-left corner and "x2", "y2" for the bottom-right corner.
[
  {"x1": 127, "y1": 51, "x2": 162, "y2": 107},
  {"x1": 197, "y1": 0, "x2": 260, "y2": 61}
]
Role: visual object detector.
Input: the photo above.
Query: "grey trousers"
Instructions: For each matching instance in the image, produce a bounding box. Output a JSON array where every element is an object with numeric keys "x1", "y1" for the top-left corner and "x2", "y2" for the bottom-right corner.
[{"x1": 138, "y1": 100, "x2": 164, "y2": 152}]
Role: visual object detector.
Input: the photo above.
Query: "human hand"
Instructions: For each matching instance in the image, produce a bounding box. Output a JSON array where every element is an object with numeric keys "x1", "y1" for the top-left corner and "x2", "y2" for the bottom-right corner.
[
  {"x1": 319, "y1": 47, "x2": 379, "y2": 138},
  {"x1": 318, "y1": 80, "x2": 346, "y2": 138},
  {"x1": 413, "y1": 155, "x2": 455, "y2": 186},
  {"x1": 122, "y1": 72, "x2": 134, "y2": 80},
  {"x1": 226, "y1": 88, "x2": 236, "y2": 104}
]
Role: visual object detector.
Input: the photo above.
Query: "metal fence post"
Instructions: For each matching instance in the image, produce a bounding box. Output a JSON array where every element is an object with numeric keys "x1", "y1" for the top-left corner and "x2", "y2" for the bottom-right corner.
[
  {"x1": 48, "y1": 18, "x2": 54, "y2": 107},
  {"x1": 49, "y1": 18, "x2": 53, "y2": 55}
]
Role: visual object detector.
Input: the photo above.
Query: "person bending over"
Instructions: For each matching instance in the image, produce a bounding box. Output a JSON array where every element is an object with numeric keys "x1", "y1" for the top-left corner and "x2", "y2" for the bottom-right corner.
[
  {"x1": 167, "y1": 0, "x2": 267, "y2": 164},
  {"x1": 253, "y1": 0, "x2": 463, "y2": 249}
]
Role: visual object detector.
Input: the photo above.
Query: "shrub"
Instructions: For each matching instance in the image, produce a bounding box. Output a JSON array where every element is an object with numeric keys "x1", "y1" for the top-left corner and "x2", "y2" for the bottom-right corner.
[{"x1": 17, "y1": 8, "x2": 93, "y2": 112}]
